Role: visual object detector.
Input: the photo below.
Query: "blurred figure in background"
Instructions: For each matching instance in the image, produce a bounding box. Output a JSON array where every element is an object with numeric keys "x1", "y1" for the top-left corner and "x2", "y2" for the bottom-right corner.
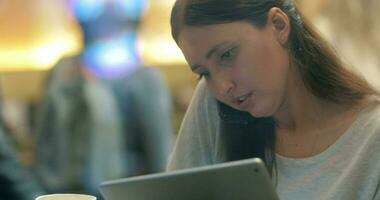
[
  {"x1": 34, "y1": 0, "x2": 173, "y2": 198},
  {"x1": 34, "y1": 56, "x2": 131, "y2": 198},
  {"x1": 0, "y1": 96, "x2": 44, "y2": 199},
  {"x1": 109, "y1": 58, "x2": 173, "y2": 176},
  {"x1": 76, "y1": 0, "x2": 173, "y2": 176},
  {"x1": 34, "y1": 56, "x2": 93, "y2": 194},
  {"x1": 74, "y1": 0, "x2": 173, "y2": 176}
]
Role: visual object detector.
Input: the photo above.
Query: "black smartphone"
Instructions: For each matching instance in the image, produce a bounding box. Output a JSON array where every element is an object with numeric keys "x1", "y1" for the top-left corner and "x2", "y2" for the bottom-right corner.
[{"x1": 217, "y1": 101, "x2": 254, "y2": 124}]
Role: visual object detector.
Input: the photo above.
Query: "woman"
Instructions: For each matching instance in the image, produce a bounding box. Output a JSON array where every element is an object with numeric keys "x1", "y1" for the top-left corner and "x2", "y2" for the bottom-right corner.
[{"x1": 167, "y1": 0, "x2": 380, "y2": 199}]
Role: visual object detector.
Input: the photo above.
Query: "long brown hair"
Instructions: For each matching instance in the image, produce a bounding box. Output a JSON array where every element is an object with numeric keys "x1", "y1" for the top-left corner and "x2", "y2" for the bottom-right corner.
[{"x1": 170, "y1": 0, "x2": 377, "y2": 178}]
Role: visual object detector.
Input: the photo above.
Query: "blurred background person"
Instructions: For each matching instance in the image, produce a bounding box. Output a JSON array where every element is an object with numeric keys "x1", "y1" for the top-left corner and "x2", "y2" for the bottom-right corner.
[
  {"x1": 77, "y1": 0, "x2": 174, "y2": 175},
  {"x1": 34, "y1": 55, "x2": 128, "y2": 198},
  {"x1": 72, "y1": 0, "x2": 174, "y2": 178},
  {"x1": 34, "y1": 56, "x2": 93, "y2": 194},
  {"x1": 0, "y1": 89, "x2": 44, "y2": 199},
  {"x1": 33, "y1": 0, "x2": 173, "y2": 199}
]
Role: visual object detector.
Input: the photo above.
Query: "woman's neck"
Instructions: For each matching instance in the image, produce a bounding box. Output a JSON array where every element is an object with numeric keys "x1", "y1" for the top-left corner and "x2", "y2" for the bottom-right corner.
[{"x1": 273, "y1": 70, "x2": 358, "y2": 135}]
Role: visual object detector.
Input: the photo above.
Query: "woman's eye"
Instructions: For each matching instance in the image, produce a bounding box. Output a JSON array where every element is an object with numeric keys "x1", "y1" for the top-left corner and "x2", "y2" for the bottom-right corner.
[
  {"x1": 220, "y1": 48, "x2": 235, "y2": 61},
  {"x1": 198, "y1": 71, "x2": 210, "y2": 80}
]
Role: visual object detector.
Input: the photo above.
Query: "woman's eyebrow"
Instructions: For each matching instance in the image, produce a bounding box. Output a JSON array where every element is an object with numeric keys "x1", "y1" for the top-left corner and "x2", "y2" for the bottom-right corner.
[
  {"x1": 206, "y1": 41, "x2": 230, "y2": 59},
  {"x1": 190, "y1": 41, "x2": 231, "y2": 71}
]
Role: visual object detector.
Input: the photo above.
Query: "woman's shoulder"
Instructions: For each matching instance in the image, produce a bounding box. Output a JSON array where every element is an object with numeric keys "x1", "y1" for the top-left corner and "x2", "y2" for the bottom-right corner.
[
  {"x1": 360, "y1": 95, "x2": 380, "y2": 123},
  {"x1": 186, "y1": 79, "x2": 220, "y2": 121},
  {"x1": 354, "y1": 95, "x2": 380, "y2": 140},
  {"x1": 167, "y1": 79, "x2": 222, "y2": 171},
  {"x1": 191, "y1": 78, "x2": 216, "y2": 104}
]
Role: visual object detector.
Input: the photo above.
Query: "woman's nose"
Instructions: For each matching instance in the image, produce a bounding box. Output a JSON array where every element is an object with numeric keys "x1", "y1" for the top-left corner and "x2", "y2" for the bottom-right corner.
[{"x1": 216, "y1": 78, "x2": 235, "y2": 96}]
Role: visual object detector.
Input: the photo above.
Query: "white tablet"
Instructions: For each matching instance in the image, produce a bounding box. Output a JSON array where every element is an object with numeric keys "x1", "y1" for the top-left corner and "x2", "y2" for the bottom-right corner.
[{"x1": 100, "y1": 158, "x2": 279, "y2": 200}]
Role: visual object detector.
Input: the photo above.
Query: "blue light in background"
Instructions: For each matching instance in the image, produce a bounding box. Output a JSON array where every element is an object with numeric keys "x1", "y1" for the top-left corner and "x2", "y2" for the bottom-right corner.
[
  {"x1": 69, "y1": 0, "x2": 148, "y2": 22},
  {"x1": 115, "y1": 0, "x2": 149, "y2": 20},
  {"x1": 69, "y1": 0, "x2": 105, "y2": 22},
  {"x1": 83, "y1": 33, "x2": 140, "y2": 78}
]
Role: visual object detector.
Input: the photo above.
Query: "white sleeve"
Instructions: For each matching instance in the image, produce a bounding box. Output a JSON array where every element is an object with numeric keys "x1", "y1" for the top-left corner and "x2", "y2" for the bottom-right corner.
[{"x1": 166, "y1": 79, "x2": 222, "y2": 171}]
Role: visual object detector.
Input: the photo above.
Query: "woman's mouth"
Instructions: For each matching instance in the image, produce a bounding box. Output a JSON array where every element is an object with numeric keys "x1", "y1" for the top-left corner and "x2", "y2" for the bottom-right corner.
[{"x1": 234, "y1": 92, "x2": 254, "y2": 110}]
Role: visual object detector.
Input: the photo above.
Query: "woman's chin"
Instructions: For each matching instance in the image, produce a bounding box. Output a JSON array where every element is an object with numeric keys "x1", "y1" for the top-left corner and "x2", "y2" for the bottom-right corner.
[
  {"x1": 248, "y1": 108, "x2": 271, "y2": 118},
  {"x1": 248, "y1": 104, "x2": 274, "y2": 118}
]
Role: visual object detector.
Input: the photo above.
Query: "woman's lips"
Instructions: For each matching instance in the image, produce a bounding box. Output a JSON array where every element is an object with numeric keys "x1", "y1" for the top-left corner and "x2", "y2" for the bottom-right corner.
[{"x1": 234, "y1": 92, "x2": 253, "y2": 111}]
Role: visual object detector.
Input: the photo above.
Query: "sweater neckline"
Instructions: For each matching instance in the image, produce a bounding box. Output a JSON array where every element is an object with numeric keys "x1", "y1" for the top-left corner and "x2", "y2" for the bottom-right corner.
[{"x1": 275, "y1": 95, "x2": 380, "y2": 165}]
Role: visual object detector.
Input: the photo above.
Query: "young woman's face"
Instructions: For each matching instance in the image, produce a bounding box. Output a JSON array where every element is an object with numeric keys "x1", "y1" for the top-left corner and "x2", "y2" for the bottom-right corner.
[{"x1": 178, "y1": 21, "x2": 290, "y2": 117}]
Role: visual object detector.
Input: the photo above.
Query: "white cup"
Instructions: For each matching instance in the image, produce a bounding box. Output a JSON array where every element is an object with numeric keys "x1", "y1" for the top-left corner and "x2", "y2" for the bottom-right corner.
[{"x1": 36, "y1": 194, "x2": 96, "y2": 200}]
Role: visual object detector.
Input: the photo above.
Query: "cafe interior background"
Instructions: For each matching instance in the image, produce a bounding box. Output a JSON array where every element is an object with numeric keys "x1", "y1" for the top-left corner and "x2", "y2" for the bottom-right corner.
[{"x1": 0, "y1": 0, "x2": 379, "y2": 199}]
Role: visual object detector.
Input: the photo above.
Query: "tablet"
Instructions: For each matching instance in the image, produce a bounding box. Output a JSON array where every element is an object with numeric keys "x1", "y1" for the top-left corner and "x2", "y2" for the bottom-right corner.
[{"x1": 100, "y1": 158, "x2": 279, "y2": 200}]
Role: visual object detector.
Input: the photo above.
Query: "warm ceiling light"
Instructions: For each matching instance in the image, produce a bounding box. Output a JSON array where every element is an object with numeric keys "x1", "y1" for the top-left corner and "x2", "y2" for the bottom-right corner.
[
  {"x1": 138, "y1": 0, "x2": 186, "y2": 66},
  {"x1": 0, "y1": 0, "x2": 83, "y2": 71}
]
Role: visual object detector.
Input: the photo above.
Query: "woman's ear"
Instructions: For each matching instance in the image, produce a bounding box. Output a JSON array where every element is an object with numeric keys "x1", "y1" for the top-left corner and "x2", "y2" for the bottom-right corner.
[{"x1": 268, "y1": 7, "x2": 291, "y2": 45}]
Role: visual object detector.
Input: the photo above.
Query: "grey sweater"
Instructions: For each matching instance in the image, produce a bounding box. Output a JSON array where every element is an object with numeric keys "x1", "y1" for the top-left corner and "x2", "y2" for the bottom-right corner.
[{"x1": 168, "y1": 80, "x2": 380, "y2": 200}]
